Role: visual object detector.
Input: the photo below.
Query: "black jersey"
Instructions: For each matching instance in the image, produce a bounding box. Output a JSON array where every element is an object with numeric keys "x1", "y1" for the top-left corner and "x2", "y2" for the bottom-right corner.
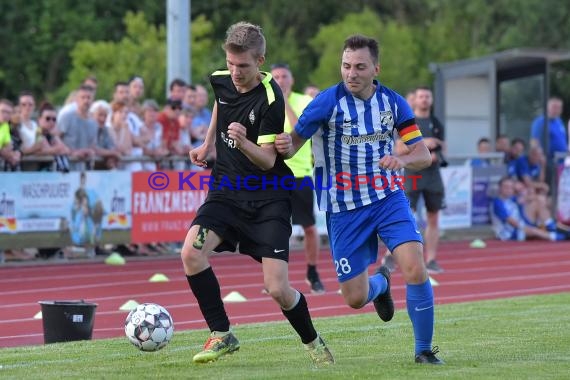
[{"x1": 209, "y1": 70, "x2": 293, "y2": 200}]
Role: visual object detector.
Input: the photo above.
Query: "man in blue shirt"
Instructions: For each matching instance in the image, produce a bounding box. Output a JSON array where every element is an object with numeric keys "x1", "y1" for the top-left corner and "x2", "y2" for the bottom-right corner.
[
  {"x1": 276, "y1": 34, "x2": 443, "y2": 365},
  {"x1": 530, "y1": 97, "x2": 568, "y2": 158},
  {"x1": 514, "y1": 145, "x2": 549, "y2": 195}
]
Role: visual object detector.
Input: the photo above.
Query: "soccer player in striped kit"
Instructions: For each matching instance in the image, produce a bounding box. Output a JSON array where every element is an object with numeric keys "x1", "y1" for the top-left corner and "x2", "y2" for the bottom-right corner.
[{"x1": 276, "y1": 34, "x2": 444, "y2": 364}]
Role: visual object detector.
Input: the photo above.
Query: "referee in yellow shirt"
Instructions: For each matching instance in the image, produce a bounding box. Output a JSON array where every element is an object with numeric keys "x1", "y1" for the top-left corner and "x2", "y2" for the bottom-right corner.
[{"x1": 271, "y1": 63, "x2": 324, "y2": 293}]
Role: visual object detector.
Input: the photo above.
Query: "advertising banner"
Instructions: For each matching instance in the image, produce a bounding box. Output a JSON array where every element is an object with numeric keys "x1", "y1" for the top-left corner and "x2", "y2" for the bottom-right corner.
[
  {"x1": 471, "y1": 165, "x2": 506, "y2": 225},
  {"x1": 0, "y1": 172, "x2": 74, "y2": 234},
  {"x1": 0, "y1": 171, "x2": 131, "y2": 245},
  {"x1": 131, "y1": 171, "x2": 209, "y2": 243},
  {"x1": 439, "y1": 166, "x2": 472, "y2": 229}
]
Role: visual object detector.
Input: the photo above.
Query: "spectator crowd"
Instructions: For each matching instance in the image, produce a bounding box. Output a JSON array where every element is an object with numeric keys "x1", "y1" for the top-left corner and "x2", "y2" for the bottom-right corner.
[
  {"x1": 0, "y1": 76, "x2": 213, "y2": 174},
  {"x1": 467, "y1": 97, "x2": 570, "y2": 242},
  {"x1": 0, "y1": 75, "x2": 213, "y2": 261}
]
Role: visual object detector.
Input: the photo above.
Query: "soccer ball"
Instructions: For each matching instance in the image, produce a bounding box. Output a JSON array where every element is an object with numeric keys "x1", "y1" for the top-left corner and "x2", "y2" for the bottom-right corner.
[{"x1": 124, "y1": 303, "x2": 174, "y2": 351}]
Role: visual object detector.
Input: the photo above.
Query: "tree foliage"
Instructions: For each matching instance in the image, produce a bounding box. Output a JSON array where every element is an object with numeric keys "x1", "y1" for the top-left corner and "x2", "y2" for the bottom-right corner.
[
  {"x1": 0, "y1": 0, "x2": 165, "y2": 101},
  {"x1": 309, "y1": 9, "x2": 426, "y2": 93},
  {"x1": 58, "y1": 12, "x2": 217, "y2": 104},
  {"x1": 1, "y1": 0, "x2": 570, "y2": 111},
  {"x1": 58, "y1": 12, "x2": 166, "y2": 103}
]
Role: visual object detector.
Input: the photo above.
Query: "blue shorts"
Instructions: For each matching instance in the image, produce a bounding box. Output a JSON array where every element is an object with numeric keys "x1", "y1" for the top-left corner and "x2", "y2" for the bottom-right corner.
[{"x1": 326, "y1": 191, "x2": 422, "y2": 282}]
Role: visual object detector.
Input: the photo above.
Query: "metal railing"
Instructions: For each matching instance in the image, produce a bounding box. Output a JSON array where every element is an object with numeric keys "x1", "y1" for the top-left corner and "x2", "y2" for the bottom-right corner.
[
  {"x1": 447, "y1": 152, "x2": 506, "y2": 165},
  {"x1": 2, "y1": 154, "x2": 197, "y2": 171}
]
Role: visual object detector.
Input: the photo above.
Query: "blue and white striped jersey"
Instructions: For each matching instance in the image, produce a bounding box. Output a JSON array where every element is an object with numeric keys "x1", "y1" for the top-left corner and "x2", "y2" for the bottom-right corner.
[
  {"x1": 490, "y1": 196, "x2": 522, "y2": 241},
  {"x1": 295, "y1": 80, "x2": 422, "y2": 213}
]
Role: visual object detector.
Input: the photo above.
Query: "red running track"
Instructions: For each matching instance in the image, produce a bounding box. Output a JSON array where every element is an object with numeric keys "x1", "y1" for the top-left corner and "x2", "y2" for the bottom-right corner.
[{"x1": 1, "y1": 239, "x2": 569, "y2": 348}]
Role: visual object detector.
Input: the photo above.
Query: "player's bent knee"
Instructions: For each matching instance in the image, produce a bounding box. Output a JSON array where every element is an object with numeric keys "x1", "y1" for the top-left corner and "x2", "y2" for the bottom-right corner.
[
  {"x1": 400, "y1": 261, "x2": 427, "y2": 283},
  {"x1": 181, "y1": 244, "x2": 203, "y2": 264},
  {"x1": 341, "y1": 291, "x2": 367, "y2": 309},
  {"x1": 265, "y1": 286, "x2": 289, "y2": 307}
]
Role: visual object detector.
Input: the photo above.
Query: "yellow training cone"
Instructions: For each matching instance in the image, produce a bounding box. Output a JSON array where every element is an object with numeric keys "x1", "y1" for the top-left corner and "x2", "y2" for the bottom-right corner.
[
  {"x1": 469, "y1": 239, "x2": 487, "y2": 249},
  {"x1": 119, "y1": 300, "x2": 139, "y2": 311},
  {"x1": 149, "y1": 273, "x2": 170, "y2": 282},
  {"x1": 223, "y1": 291, "x2": 247, "y2": 303},
  {"x1": 105, "y1": 252, "x2": 126, "y2": 265}
]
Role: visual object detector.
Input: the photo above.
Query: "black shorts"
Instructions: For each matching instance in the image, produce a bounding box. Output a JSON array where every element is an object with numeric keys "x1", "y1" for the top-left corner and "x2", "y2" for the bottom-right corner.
[
  {"x1": 405, "y1": 168, "x2": 446, "y2": 212},
  {"x1": 291, "y1": 178, "x2": 316, "y2": 227},
  {"x1": 191, "y1": 194, "x2": 292, "y2": 262},
  {"x1": 406, "y1": 188, "x2": 446, "y2": 212}
]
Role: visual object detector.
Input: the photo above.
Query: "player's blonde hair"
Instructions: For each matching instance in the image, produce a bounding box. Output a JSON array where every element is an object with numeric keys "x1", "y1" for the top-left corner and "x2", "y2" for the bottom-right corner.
[{"x1": 223, "y1": 22, "x2": 266, "y2": 58}]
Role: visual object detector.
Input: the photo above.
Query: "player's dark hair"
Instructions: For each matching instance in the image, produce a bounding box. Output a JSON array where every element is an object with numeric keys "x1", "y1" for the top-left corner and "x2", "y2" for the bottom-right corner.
[{"x1": 343, "y1": 35, "x2": 379, "y2": 64}]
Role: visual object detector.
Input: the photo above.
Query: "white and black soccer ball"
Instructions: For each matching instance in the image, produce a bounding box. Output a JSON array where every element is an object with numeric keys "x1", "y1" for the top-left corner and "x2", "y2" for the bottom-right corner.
[{"x1": 125, "y1": 303, "x2": 174, "y2": 351}]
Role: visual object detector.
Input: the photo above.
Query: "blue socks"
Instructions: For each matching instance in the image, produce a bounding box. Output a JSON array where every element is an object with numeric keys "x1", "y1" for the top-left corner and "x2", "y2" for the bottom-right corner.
[
  {"x1": 406, "y1": 280, "x2": 434, "y2": 354},
  {"x1": 365, "y1": 273, "x2": 388, "y2": 304}
]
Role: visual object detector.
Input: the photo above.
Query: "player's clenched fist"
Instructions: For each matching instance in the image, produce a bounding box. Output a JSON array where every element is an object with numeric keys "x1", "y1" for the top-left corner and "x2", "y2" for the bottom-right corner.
[
  {"x1": 378, "y1": 155, "x2": 404, "y2": 171},
  {"x1": 275, "y1": 132, "x2": 293, "y2": 157}
]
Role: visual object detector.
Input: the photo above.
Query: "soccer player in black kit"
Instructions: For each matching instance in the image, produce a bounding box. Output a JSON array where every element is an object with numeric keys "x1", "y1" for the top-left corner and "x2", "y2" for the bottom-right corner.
[{"x1": 182, "y1": 21, "x2": 334, "y2": 366}]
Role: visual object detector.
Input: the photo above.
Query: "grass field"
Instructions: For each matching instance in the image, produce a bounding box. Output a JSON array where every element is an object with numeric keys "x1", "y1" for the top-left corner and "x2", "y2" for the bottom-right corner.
[{"x1": 1, "y1": 293, "x2": 569, "y2": 380}]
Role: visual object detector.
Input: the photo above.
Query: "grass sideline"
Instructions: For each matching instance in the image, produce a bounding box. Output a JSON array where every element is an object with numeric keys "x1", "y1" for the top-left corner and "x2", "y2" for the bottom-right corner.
[{"x1": 1, "y1": 293, "x2": 569, "y2": 379}]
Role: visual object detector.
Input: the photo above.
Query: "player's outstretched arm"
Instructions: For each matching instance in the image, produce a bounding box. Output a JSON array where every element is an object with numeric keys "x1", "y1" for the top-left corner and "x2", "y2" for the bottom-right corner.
[
  {"x1": 275, "y1": 130, "x2": 307, "y2": 159},
  {"x1": 189, "y1": 103, "x2": 218, "y2": 168}
]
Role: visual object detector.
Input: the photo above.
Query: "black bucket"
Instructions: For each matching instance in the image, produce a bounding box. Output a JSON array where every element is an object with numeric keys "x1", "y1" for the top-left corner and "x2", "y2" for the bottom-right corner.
[{"x1": 38, "y1": 300, "x2": 98, "y2": 344}]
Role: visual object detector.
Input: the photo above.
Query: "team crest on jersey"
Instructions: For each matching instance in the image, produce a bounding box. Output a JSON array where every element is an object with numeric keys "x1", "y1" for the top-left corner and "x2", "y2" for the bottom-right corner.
[
  {"x1": 249, "y1": 109, "x2": 255, "y2": 125},
  {"x1": 379, "y1": 111, "x2": 394, "y2": 128}
]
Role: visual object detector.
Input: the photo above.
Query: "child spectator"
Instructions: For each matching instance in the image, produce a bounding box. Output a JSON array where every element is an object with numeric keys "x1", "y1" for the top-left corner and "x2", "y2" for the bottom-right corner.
[{"x1": 467, "y1": 137, "x2": 491, "y2": 167}]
